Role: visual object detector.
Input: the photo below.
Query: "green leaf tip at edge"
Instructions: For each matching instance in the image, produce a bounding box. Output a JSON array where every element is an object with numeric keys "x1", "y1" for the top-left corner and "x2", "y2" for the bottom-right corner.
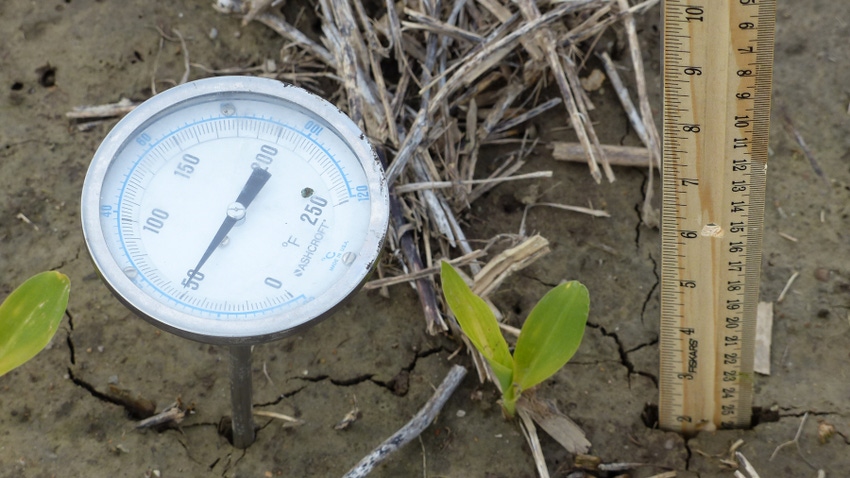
[
  {"x1": 0, "y1": 271, "x2": 71, "y2": 377},
  {"x1": 439, "y1": 261, "x2": 513, "y2": 391},
  {"x1": 512, "y1": 280, "x2": 589, "y2": 392}
]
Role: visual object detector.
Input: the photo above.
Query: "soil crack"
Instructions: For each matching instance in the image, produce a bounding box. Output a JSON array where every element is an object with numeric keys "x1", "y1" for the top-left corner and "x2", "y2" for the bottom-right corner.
[
  {"x1": 778, "y1": 409, "x2": 844, "y2": 418},
  {"x1": 217, "y1": 449, "x2": 246, "y2": 477},
  {"x1": 625, "y1": 338, "x2": 658, "y2": 355},
  {"x1": 634, "y1": 178, "x2": 647, "y2": 247},
  {"x1": 331, "y1": 374, "x2": 375, "y2": 386},
  {"x1": 683, "y1": 436, "x2": 693, "y2": 471},
  {"x1": 298, "y1": 374, "x2": 329, "y2": 383},
  {"x1": 640, "y1": 252, "x2": 659, "y2": 325},
  {"x1": 257, "y1": 384, "x2": 308, "y2": 408},
  {"x1": 365, "y1": 344, "x2": 445, "y2": 397},
  {"x1": 64, "y1": 309, "x2": 137, "y2": 415},
  {"x1": 587, "y1": 322, "x2": 658, "y2": 388},
  {"x1": 65, "y1": 309, "x2": 76, "y2": 365},
  {"x1": 66, "y1": 367, "x2": 151, "y2": 418},
  {"x1": 520, "y1": 271, "x2": 559, "y2": 289},
  {"x1": 66, "y1": 313, "x2": 162, "y2": 422},
  {"x1": 259, "y1": 345, "x2": 445, "y2": 406}
]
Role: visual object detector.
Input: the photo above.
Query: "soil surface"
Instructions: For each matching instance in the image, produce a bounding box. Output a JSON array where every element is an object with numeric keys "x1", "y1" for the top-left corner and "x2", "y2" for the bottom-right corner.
[{"x1": 1, "y1": 1, "x2": 848, "y2": 477}]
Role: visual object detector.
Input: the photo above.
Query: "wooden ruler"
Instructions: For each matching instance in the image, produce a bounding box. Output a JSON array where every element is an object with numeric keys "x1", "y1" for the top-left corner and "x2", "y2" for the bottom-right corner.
[{"x1": 659, "y1": 0, "x2": 776, "y2": 432}]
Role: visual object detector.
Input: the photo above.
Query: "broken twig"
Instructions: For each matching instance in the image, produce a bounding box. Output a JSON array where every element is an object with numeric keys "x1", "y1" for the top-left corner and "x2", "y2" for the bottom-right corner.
[
  {"x1": 735, "y1": 451, "x2": 762, "y2": 478},
  {"x1": 551, "y1": 142, "x2": 651, "y2": 168},
  {"x1": 769, "y1": 412, "x2": 817, "y2": 469},
  {"x1": 135, "y1": 402, "x2": 186, "y2": 429},
  {"x1": 776, "y1": 271, "x2": 799, "y2": 303},
  {"x1": 253, "y1": 409, "x2": 304, "y2": 427},
  {"x1": 65, "y1": 98, "x2": 138, "y2": 120},
  {"x1": 342, "y1": 365, "x2": 467, "y2": 478}
]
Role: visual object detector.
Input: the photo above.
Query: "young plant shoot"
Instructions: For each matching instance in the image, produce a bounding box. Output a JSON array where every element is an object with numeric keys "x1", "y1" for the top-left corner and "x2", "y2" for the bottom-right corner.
[
  {"x1": 0, "y1": 271, "x2": 71, "y2": 376},
  {"x1": 441, "y1": 261, "x2": 589, "y2": 417}
]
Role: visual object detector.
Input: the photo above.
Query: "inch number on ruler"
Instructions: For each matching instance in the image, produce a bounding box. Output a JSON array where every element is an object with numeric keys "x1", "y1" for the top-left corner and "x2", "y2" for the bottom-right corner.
[{"x1": 659, "y1": 0, "x2": 775, "y2": 433}]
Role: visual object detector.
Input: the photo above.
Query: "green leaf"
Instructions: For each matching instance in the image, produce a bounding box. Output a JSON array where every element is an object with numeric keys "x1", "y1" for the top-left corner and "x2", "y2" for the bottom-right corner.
[
  {"x1": 513, "y1": 281, "x2": 589, "y2": 392},
  {"x1": 0, "y1": 271, "x2": 71, "y2": 376},
  {"x1": 440, "y1": 261, "x2": 513, "y2": 391}
]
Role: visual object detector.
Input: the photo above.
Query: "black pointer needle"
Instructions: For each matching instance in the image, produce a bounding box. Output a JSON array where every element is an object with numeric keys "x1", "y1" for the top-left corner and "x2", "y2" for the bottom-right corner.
[{"x1": 184, "y1": 167, "x2": 272, "y2": 288}]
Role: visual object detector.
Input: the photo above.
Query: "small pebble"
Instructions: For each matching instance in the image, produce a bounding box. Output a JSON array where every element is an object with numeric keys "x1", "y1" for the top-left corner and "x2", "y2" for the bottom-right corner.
[
  {"x1": 456, "y1": 410, "x2": 466, "y2": 418},
  {"x1": 814, "y1": 268, "x2": 831, "y2": 282},
  {"x1": 209, "y1": 27, "x2": 219, "y2": 40},
  {"x1": 664, "y1": 438, "x2": 675, "y2": 450},
  {"x1": 108, "y1": 375, "x2": 119, "y2": 384}
]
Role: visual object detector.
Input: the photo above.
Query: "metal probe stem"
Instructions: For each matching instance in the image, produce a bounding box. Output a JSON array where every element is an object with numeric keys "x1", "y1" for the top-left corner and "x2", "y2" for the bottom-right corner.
[{"x1": 229, "y1": 344, "x2": 255, "y2": 448}]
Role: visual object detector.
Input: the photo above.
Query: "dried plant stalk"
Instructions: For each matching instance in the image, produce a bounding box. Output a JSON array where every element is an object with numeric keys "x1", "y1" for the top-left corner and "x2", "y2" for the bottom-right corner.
[
  {"x1": 207, "y1": 0, "x2": 659, "y2": 333},
  {"x1": 472, "y1": 234, "x2": 550, "y2": 298},
  {"x1": 552, "y1": 142, "x2": 651, "y2": 168}
]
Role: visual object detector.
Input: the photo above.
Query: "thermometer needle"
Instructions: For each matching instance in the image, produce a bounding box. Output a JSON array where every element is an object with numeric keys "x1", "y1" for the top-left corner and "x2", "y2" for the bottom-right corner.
[{"x1": 184, "y1": 167, "x2": 272, "y2": 287}]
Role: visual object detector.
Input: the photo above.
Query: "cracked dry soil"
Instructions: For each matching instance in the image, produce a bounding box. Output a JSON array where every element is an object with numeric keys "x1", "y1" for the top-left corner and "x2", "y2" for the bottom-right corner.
[{"x1": 1, "y1": 1, "x2": 849, "y2": 477}]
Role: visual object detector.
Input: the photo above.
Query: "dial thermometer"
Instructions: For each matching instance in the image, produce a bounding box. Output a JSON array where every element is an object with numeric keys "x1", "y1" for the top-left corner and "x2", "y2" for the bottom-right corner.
[{"x1": 81, "y1": 76, "x2": 389, "y2": 447}]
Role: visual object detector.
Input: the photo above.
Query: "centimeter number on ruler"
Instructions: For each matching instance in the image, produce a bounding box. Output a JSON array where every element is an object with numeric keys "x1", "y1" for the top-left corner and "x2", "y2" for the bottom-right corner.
[{"x1": 659, "y1": 0, "x2": 775, "y2": 433}]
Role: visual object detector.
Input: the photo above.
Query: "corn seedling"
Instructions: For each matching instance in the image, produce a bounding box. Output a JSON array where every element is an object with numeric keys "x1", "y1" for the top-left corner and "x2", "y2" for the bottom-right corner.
[
  {"x1": 0, "y1": 271, "x2": 71, "y2": 376},
  {"x1": 441, "y1": 261, "x2": 588, "y2": 417}
]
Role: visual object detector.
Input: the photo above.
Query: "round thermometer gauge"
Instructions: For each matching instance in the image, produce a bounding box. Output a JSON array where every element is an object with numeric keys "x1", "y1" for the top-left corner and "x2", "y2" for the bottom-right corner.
[{"x1": 81, "y1": 77, "x2": 389, "y2": 344}]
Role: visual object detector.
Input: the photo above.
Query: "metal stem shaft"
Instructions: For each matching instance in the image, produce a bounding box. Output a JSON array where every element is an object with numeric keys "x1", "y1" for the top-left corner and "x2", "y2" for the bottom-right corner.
[{"x1": 229, "y1": 344, "x2": 255, "y2": 448}]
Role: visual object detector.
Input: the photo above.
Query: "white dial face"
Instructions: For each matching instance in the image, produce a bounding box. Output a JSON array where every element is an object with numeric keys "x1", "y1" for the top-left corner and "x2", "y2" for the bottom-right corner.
[{"x1": 82, "y1": 78, "x2": 388, "y2": 343}]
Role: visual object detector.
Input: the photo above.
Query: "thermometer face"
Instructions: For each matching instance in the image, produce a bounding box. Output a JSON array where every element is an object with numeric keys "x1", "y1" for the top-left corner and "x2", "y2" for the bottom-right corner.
[{"x1": 81, "y1": 77, "x2": 389, "y2": 344}]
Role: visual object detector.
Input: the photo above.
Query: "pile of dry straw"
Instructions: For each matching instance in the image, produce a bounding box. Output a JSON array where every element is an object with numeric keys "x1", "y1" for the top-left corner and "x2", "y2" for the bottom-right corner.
[{"x1": 213, "y1": 0, "x2": 661, "y2": 333}]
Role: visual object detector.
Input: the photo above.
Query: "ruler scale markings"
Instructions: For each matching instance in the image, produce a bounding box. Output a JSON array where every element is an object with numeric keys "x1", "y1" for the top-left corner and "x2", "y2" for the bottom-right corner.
[{"x1": 659, "y1": 0, "x2": 775, "y2": 432}]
